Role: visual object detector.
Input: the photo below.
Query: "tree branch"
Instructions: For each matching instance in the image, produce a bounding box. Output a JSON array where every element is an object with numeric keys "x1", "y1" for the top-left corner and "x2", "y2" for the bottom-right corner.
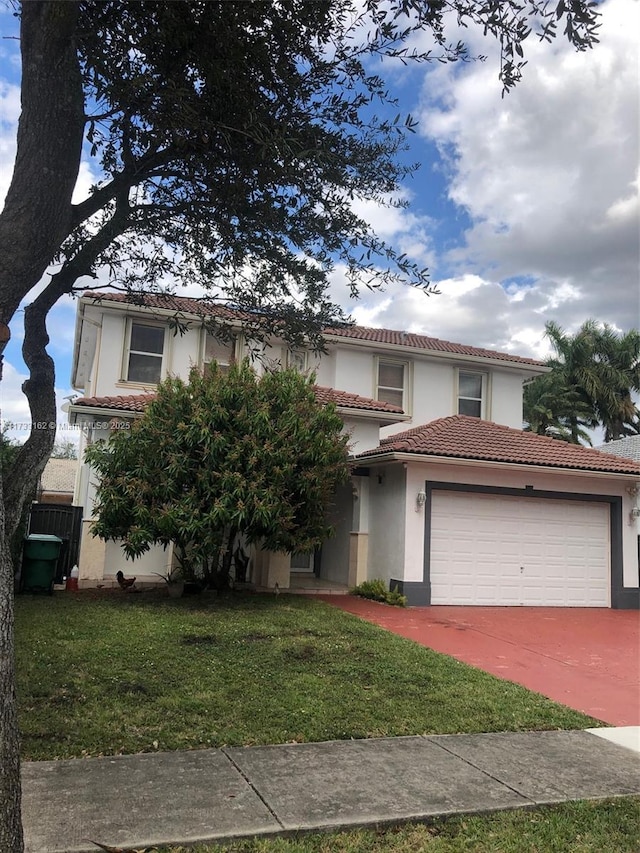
[
  {"x1": 4, "y1": 202, "x2": 132, "y2": 538},
  {"x1": 70, "y1": 146, "x2": 176, "y2": 230}
]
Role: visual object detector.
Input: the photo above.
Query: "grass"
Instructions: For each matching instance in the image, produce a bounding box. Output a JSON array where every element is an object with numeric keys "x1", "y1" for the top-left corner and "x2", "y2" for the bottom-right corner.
[
  {"x1": 155, "y1": 799, "x2": 640, "y2": 853},
  {"x1": 16, "y1": 590, "x2": 603, "y2": 760}
]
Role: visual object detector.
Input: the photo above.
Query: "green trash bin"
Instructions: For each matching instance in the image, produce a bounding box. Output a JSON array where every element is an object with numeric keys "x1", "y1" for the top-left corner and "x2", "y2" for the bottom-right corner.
[{"x1": 21, "y1": 534, "x2": 63, "y2": 595}]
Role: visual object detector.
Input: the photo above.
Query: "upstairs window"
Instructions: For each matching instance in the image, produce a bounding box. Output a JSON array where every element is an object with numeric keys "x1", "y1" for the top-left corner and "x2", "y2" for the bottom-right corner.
[
  {"x1": 203, "y1": 332, "x2": 234, "y2": 373},
  {"x1": 458, "y1": 371, "x2": 486, "y2": 418},
  {"x1": 287, "y1": 350, "x2": 308, "y2": 373},
  {"x1": 376, "y1": 359, "x2": 406, "y2": 409},
  {"x1": 126, "y1": 322, "x2": 165, "y2": 384}
]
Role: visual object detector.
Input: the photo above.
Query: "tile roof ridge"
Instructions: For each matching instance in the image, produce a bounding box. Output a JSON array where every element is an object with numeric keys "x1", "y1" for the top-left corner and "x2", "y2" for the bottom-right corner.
[
  {"x1": 370, "y1": 414, "x2": 640, "y2": 472},
  {"x1": 328, "y1": 322, "x2": 457, "y2": 345},
  {"x1": 379, "y1": 414, "x2": 461, "y2": 444},
  {"x1": 326, "y1": 323, "x2": 544, "y2": 367}
]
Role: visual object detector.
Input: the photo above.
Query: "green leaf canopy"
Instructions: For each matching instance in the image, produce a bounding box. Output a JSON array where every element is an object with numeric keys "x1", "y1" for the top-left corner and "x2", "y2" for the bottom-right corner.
[{"x1": 85, "y1": 362, "x2": 350, "y2": 574}]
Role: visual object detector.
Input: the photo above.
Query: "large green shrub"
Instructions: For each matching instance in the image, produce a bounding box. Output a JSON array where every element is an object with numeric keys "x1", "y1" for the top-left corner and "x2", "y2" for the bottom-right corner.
[{"x1": 86, "y1": 361, "x2": 350, "y2": 584}]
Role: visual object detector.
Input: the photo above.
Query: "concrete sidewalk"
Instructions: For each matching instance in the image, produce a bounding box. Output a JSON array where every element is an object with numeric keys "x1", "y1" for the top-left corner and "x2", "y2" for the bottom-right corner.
[{"x1": 22, "y1": 729, "x2": 640, "y2": 853}]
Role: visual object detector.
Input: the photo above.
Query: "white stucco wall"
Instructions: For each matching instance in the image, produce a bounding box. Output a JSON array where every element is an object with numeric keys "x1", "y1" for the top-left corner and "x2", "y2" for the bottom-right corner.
[
  {"x1": 170, "y1": 326, "x2": 203, "y2": 378},
  {"x1": 311, "y1": 349, "x2": 335, "y2": 388},
  {"x1": 91, "y1": 311, "x2": 204, "y2": 397},
  {"x1": 342, "y1": 417, "x2": 382, "y2": 455},
  {"x1": 366, "y1": 464, "x2": 406, "y2": 586},
  {"x1": 401, "y1": 461, "x2": 640, "y2": 591},
  {"x1": 331, "y1": 344, "x2": 527, "y2": 436},
  {"x1": 91, "y1": 312, "x2": 125, "y2": 395},
  {"x1": 104, "y1": 540, "x2": 174, "y2": 579},
  {"x1": 80, "y1": 304, "x2": 531, "y2": 433},
  {"x1": 408, "y1": 359, "x2": 455, "y2": 426},
  {"x1": 334, "y1": 347, "x2": 375, "y2": 397},
  {"x1": 490, "y1": 369, "x2": 528, "y2": 429}
]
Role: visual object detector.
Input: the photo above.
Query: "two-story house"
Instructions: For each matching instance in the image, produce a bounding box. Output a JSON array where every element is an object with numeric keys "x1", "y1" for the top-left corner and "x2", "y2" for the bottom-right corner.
[{"x1": 68, "y1": 291, "x2": 640, "y2": 608}]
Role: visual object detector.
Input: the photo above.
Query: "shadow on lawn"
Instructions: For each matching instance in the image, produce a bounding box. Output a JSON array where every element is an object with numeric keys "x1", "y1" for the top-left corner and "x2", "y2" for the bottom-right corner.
[{"x1": 57, "y1": 586, "x2": 333, "y2": 620}]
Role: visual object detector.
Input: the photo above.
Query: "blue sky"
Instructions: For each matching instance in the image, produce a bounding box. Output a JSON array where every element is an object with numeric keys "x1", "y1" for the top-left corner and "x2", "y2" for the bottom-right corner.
[{"x1": 1, "y1": 0, "x2": 638, "y2": 446}]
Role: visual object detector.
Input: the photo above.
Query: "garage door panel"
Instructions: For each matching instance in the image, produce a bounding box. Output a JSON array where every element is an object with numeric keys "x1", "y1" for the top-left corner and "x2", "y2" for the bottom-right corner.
[{"x1": 429, "y1": 491, "x2": 610, "y2": 607}]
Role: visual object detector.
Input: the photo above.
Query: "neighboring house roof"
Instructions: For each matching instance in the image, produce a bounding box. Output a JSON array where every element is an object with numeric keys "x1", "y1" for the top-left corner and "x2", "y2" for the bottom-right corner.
[
  {"x1": 597, "y1": 435, "x2": 640, "y2": 464},
  {"x1": 72, "y1": 387, "x2": 404, "y2": 417},
  {"x1": 357, "y1": 415, "x2": 640, "y2": 475},
  {"x1": 39, "y1": 458, "x2": 76, "y2": 494},
  {"x1": 80, "y1": 291, "x2": 544, "y2": 369}
]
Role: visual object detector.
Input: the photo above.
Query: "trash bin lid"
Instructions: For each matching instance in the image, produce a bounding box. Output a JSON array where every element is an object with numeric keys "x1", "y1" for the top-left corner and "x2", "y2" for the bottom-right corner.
[{"x1": 25, "y1": 534, "x2": 63, "y2": 543}]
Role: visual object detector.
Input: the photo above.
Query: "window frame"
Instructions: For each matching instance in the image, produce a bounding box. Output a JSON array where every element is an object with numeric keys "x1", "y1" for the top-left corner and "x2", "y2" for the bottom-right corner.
[
  {"x1": 375, "y1": 357, "x2": 410, "y2": 411},
  {"x1": 456, "y1": 369, "x2": 488, "y2": 419},
  {"x1": 290, "y1": 551, "x2": 315, "y2": 573},
  {"x1": 122, "y1": 319, "x2": 167, "y2": 386},
  {"x1": 286, "y1": 349, "x2": 308, "y2": 373},
  {"x1": 201, "y1": 329, "x2": 236, "y2": 373}
]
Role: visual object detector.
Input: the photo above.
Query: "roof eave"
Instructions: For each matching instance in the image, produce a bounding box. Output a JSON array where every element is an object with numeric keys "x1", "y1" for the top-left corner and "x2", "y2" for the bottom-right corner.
[
  {"x1": 355, "y1": 450, "x2": 640, "y2": 480},
  {"x1": 80, "y1": 293, "x2": 224, "y2": 325},
  {"x1": 71, "y1": 299, "x2": 86, "y2": 390},
  {"x1": 69, "y1": 400, "x2": 403, "y2": 425},
  {"x1": 336, "y1": 406, "x2": 409, "y2": 425},
  {"x1": 68, "y1": 404, "x2": 144, "y2": 424}
]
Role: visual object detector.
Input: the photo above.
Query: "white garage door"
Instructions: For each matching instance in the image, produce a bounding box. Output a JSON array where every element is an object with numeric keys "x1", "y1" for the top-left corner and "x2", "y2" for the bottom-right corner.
[{"x1": 430, "y1": 491, "x2": 610, "y2": 606}]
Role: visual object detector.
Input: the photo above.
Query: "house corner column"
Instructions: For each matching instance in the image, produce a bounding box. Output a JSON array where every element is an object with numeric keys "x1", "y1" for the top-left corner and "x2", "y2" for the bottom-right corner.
[
  {"x1": 262, "y1": 551, "x2": 291, "y2": 589},
  {"x1": 77, "y1": 520, "x2": 106, "y2": 587}
]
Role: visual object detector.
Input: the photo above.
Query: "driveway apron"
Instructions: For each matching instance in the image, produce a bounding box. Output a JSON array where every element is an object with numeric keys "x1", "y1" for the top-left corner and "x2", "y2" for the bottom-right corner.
[{"x1": 317, "y1": 597, "x2": 640, "y2": 726}]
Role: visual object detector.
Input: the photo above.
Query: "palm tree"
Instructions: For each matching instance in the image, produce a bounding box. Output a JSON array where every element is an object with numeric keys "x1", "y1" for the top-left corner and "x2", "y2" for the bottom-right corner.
[
  {"x1": 524, "y1": 321, "x2": 640, "y2": 445},
  {"x1": 590, "y1": 325, "x2": 640, "y2": 442},
  {"x1": 543, "y1": 320, "x2": 602, "y2": 443},
  {"x1": 523, "y1": 372, "x2": 594, "y2": 444}
]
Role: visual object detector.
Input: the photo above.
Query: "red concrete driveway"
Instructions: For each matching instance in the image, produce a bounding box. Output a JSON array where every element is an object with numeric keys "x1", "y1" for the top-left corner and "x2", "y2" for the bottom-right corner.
[{"x1": 318, "y1": 596, "x2": 640, "y2": 726}]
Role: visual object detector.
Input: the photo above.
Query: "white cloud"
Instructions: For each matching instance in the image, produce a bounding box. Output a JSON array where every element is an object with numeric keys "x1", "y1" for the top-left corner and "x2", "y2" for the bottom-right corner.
[
  {"x1": 415, "y1": 0, "x2": 640, "y2": 333},
  {"x1": 1, "y1": 361, "x2": 31, "y2": 432},
  {"x1": 328, "y1": 264, "x2": 622, "y2": 362},
  {"x1": 0, "y1": 81, "x2": 20, "y2": 207}
]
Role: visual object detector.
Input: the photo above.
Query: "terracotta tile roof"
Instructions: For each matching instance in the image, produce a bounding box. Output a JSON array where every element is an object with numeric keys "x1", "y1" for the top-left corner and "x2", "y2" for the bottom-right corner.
[
  {"x1": 74, "y1": 394, "x2": 153, "y2": 413},
  {"x1": 314, "y1": 386, "x2": 403, "y2": 414},
  {"x1": 357, "y1": 415, "x2": 640, "y2": 475},
  {"x1": 83, "y1": 291, "x2": 543, "y2": 367},
  {"x1": 82, "y1": 291, "x2": 242, "y2": 321},
  {"x1": 325, "y1": 325, "x2": 544, "y2": 366},
  {"x1": 73, "y1": 387, "x2": 402, "y2": 416}
]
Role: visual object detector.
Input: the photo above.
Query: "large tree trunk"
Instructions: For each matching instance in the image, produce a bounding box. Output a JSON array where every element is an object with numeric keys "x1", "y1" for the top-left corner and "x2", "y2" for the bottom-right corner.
[
  {"x1": 0, "y1": 1, "x2": 84, "y2": 327},
  {"x1": 0, "y1": 3, "x2": 84, "y2": 849},
  {"x1": 0, "y1": 527, "x2": 22, "y2": 853}
]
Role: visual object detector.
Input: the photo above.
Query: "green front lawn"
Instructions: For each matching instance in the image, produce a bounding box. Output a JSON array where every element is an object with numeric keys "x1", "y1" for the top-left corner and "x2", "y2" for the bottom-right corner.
[
  {"x1": 159, "y1": 799, "x2": 640, "y2": 853},
  {"x1": 16, "y1": 591, "x2": 601, "y2": 761}
]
